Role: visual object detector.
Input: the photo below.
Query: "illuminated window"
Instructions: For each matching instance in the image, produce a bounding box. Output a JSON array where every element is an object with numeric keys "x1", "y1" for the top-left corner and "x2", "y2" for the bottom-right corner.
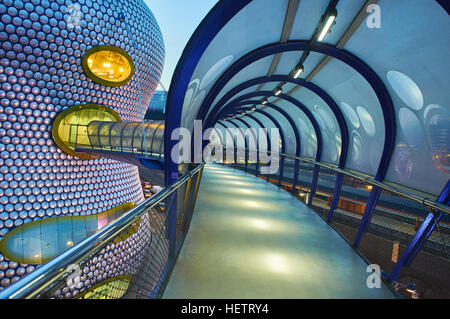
[
  {"x1": 52, "y1": 104, "x2": 121, "y2": 159},
  {"x1": 82, "y1": 45, "x2": 134, "y2": 87},
  {"x1": 76, "y1": 275, "x2": 132, "y2": 299}
]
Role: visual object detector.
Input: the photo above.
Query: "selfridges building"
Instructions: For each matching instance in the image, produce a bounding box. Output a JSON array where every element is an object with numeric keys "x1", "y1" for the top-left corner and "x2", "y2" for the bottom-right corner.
[{"x1": 0, "y1": 0, "x2": 165, "y2": 297}]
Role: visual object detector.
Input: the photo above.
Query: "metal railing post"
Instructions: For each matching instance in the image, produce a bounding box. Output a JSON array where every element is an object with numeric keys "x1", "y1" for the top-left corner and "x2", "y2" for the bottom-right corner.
[
  {"x1": 278, "y1": 154, "x2": 285, "y2": 187},
  {"x1": 354, "y1": 185, "x2": 382, "y2": 248},
  {"x1": 292, "y1": 158, "x2": 300, "y2": 194},
  {"x1": 328, "y1": 172, "x2": 344, "y2": 223},
  {"x1": 308, "y1": 164, "x2": 320, "y2": 206}
]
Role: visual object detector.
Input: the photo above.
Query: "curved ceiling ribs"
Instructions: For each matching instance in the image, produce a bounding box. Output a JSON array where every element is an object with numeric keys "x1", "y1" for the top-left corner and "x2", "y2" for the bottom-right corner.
[
  {"x1": 243, "y1": 113, "x2": 273, "y2": 161},
  {"x1": 163, "y1": 0, "x2": 450, "y2": 280},
  {"x1": 213, "y1": 91, "x2": 324, "y2": 163},
  {"x1": 215, "y1": 121, "x2": 237, "y2": 163},
  {"x1": 221, "y1": 119, "x2": 249, "y2": 164},
  {"x1": 252, "y1": 108, "x2": 286, "y2": 186},
  {"x1": 226, "y1": 100, "x2": 303, "y2": 192},
  {"x1": 199, "y1": 41, "x2": 395, "y2": 182},
  {"x1": 204, "y1": 74, "x2": 347, "y2": 166},
  {"x1": 231, "y1": 117, "x2": 260, "y2": 170}
]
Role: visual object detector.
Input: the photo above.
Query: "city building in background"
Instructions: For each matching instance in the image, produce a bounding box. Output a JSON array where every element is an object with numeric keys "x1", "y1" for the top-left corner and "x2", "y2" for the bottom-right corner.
[{"x1": 145, "y1": 91, "x2": 167, "y2": 120}]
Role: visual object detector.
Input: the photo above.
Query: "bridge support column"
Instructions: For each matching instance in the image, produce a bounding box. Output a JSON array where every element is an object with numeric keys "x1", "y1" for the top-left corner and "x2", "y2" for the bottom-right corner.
[{"x1": 389, "y1": 211, "x2": 444, "y2": 282}]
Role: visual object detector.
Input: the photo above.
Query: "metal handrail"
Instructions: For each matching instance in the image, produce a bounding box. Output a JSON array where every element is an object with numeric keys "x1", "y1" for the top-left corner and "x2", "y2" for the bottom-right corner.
[
  {"x1": 224, "y1": 147, "x2": 450, "y2": 215},
  {"x1": 0, "y1": 164, "x2": 204, "y2": 299}
]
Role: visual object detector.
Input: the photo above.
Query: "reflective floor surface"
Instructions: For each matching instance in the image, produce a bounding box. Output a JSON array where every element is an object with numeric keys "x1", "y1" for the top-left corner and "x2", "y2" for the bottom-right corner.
[{"x1": 163, "y1": 164, "x2": 396, "y2": 298}]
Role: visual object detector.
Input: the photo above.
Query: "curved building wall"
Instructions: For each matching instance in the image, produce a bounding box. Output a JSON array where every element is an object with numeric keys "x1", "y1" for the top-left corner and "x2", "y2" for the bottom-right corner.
[{"x1": 0, "y1": 0, "x2": 165, "y2": 294}]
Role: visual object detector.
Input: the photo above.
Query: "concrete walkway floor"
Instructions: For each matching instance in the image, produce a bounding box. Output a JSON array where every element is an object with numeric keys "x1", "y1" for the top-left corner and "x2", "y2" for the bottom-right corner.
[{"x1": 163, "y1": 164, "x2": 395, "y2": 298}]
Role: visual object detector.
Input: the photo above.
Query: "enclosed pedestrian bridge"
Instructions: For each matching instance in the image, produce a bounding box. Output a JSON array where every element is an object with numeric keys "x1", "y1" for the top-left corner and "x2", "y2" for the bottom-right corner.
[{"x1": 0, "y1": 0, "x2": 449, "y2": 299}]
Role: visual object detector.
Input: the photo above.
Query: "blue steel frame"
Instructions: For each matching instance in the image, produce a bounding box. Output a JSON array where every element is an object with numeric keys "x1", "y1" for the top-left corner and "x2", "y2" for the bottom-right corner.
[
  {"x1": 196, "y1": 41, "x2": 395, "y2": 182},
  {"x1": 203, "y1": 75, "x2": 348, "y2": 168},
  {"x1": 162, "y1": 0, "x2": 449, "y2": 290},
  {"x1": 210, "y1": 92, "x2": 324, "y2": 204},
  {"x1": 436, "y1": 0, "x2": 450, "y2": 14},
  {"x1": 197, "y1": 41, "x2": 395, "y2": 244},
  {"x1": 222, "y1": 120, "x2": 249, "y2": 169},
  {"x1": 216, "y1": 121, "x2": 235, "y2": 164},
  {"x1": 205, "y1": 74, "x2": 348, "y2": 210},
  {"x1": 232, "y1": 117, "x2": 259, "y2": 172},
  {"x1": 228, "y1": 102, "x2": 302, "y2": 194},
  {"x1": 251, "y1": 109, "x2": 286, "y2": 187},
  {"x1": 389, "y1": 180, "x2": 450, "y2": 281},
  {"x1": 244, "y1": 114, "x2": 272, "y2": 181}
]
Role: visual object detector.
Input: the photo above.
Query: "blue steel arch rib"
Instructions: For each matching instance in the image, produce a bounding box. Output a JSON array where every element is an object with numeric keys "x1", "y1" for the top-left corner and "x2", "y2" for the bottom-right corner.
[
  {"x1": 165, "y1": 0, "x2": 252, "y2": 185},
  {"x1": 222, "y1": 119, "x2": 249, "y2": 168},
  {"x1": 204, "y1": 75, "x2": 348, "y2": 168},
  {"x1": 232, "y1": 117, "x2": 259, "y2": 172},
  {"x1": 199, "y1": 40, "x2": 395, "y2": 237},
  {"x1": 229, "y1": 101, "x2": 302, "y2": 194},
  {"x1": 243, "y1": 113, "x2": 272, "y2": 179},
  {"x1": 216, "y1": 121, "x2": 236, "y2": 164},
  {"x1": 251, "y1": 109, "x2": 286, "y2": 187},
  {"x1": 197, "y1": 41, "x2": 395, "y2": 182},
  {"x1": 213, "y1": 93, "x2": 323, "y2": 202},
  {"x1": 211, "y1": 92, "x2": 323, "y2": 164}
]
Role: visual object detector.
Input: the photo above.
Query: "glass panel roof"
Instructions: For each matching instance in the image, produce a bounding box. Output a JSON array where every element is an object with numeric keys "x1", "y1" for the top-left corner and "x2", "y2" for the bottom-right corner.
[
  {"x1": 168, "y1": 0, "x2": 450, "y2": 197},
  {"x1": 343, "y1": 0, "x2": 450, "y2": 195},
  {"x1": 181, "y1": 0, "x2": 289, "y2": 130}
]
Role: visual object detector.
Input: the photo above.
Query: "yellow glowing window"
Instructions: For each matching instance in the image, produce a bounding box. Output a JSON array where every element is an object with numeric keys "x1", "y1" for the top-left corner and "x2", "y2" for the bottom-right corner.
[
  {"x1": 52, "y1": 104, "x2": 121, "y2": 159},
  {"x1": 76, "y1": 275, "x2": 132, "y2": 299},
  {"x1": 82, "y1": 46, "x2": 134, "y2": 87}
]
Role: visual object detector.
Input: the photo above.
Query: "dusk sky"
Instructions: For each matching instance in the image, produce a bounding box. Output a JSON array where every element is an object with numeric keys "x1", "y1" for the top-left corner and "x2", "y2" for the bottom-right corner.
[{"x1": 144, "y1": 0, "x2": 219, "y2": 90}]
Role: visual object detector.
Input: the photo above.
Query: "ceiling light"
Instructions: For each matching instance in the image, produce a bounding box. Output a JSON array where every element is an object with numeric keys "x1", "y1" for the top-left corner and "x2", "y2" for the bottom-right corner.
[
  {"x1": 261, "y1": 98, "x2": 268, "y2": 105},
  {"x1": 275, "y1": 86, "x2": 282, "y2": 96},
  {"x1": 252, "y1": 106, "x2": 256, "y2": 111},
  {"x1": 293, "y1": 64, "x2": 304, "y2": 79},
  {"x1": 318, "y1": 9, "x2": 337, "y2": 42},
  {"x1": 406, "y1": 283, "x2": 416, "y2": 293}
]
